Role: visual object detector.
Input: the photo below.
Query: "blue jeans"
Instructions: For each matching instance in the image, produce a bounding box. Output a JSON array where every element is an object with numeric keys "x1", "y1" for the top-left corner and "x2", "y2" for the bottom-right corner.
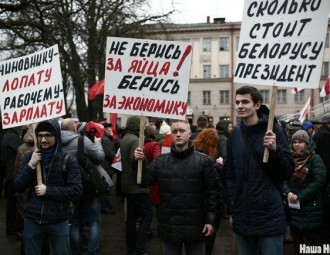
[
  {"x1": 163, "y1": 240, "x2": 205, "y2": 255},
  {"x1": 126, "y1": 193, "x2": 153, "y2": 254},
  {"x1": 70, "y1": 197, "x2": 101, "y2": 255},
  {"x1": 24, "y1": 218, "x2": 69, "y2": 255},
  {"x1": 235, "y1": 233, "x2": 284, "y2": 255}
]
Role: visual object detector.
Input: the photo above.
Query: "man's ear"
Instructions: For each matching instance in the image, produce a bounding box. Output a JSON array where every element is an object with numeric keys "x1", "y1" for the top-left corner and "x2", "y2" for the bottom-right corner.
[{"x1": 255, "y1": 100, "x2": 262, "y2": 110}]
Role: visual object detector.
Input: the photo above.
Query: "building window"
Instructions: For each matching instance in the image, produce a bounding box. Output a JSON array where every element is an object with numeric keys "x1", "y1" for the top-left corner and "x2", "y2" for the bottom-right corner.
[
  {"x1": 236, "y1": 36, "x2": 240, "y2": 51},
  {"x1": 203, "y1": 91, "x2": 211, "y2": 105},
  {"x1": 220, "y1": 90, "x2": 229, "y2": 104},
  {"x1": 203, "y1": 65, "x2": 211, "y2": 79},
  {"x1": 326, "y1": 33, "x2": 329, "y2": 48},
  {"x1": 220, "y1": 65, "x2": 230, "y2": 78},
  {"x1": 187, "y1": 91, "x2": 191, "y2": 105},
  {"x1": 203, "y1": 38, "x2": 211, "y2": 52},
  {"x1": 219, "y1": 37, "x2": 229, "y2": 51},
  {"x1": 277, "y1": 89, "x2": 287, "y2": 104},
  {"x1": 322, "y1": 62, "x2": 329, "y2": 76},
  {"x1": 260, "y1": 90, "x2": 270, "y2": 104},
  {"x1": 294, "y1": 90, "x2": 304, "y2": 104}
]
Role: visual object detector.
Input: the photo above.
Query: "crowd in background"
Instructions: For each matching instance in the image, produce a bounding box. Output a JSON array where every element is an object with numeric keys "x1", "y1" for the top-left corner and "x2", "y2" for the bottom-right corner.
[{"x1": 0, "y1": 97, "x2": 330, "y2": 255}]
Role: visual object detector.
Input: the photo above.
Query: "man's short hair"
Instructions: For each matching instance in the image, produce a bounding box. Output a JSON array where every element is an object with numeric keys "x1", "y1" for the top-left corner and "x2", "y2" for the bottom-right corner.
[
  {"x1": 196, "y1": 116, "x2": 208, "y2": 129},
  {"x1": 236, "y1": 86, "x2": 263, "y2": 104},
  {"x1": 61, "y1": 119, "x2": 75, "y2": 131},
  {"x1": 171, "y1": 119, "x2": 191, "y2": 131}
]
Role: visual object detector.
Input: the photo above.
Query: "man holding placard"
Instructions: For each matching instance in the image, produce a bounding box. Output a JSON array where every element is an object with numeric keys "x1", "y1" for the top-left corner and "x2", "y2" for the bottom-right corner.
[
  {"x1": 134, "y1": 119, "x2": 221, "y2": 255},
  {"x1": 13, "y1": 119, "x2": 82, "y2": 255},
  {"x1": 226, "y1": 86, "x2": 294, "y2": 255}
]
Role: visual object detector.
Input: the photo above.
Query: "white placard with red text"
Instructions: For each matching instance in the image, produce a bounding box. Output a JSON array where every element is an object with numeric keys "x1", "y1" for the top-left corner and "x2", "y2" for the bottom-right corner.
[
  {"x1": 0, "y1": 45, "x2": 65, "y2": 128},
  {"x1": 234, "y1": 0, "x2": 330, "y2": 88},
  {"x1": 103, "y1": 37, "x2": 192, "y2": 119}
]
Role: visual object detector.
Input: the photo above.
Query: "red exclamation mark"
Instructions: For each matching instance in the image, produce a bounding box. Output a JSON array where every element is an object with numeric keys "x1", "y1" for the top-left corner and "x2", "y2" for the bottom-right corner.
[{"x1": 173, "y1": 45, "x2": 192, "y2": 77}]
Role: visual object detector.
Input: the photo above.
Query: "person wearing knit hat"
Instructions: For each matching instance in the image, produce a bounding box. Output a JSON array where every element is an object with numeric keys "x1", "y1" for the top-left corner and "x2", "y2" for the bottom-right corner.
[
  {"x1": 284, "y1": 128, "x2": 326, "y2": 255},
  {"x1": 14, "y1": 119, "x2": 82, "y2": 255},
  {"x1": 76, "y1": 122, "x2": 87, "y2": 135},
  {"x1": 159, "y1": 121, "x2": 171, "y2": 135},
  {"x1": 291, "y1": 130, "x2": 309, "y2": 144},
  {"x1": 35, "y1": 121, "x2": 57, "y2": 137},
  {"x1": 301, "y1": 121, "x2": 314, "y2": 137}
]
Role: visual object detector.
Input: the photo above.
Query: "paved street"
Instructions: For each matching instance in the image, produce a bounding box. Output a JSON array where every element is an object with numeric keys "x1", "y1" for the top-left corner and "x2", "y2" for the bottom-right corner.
[{"x1": 0, "y1": 177, "x2": 294, "y2": 254}]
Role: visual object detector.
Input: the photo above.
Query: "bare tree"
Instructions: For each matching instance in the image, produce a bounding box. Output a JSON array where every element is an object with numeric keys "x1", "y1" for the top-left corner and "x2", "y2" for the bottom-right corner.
[{"x1": 0, "y1": 0, "x2": 173, "y2": 121}]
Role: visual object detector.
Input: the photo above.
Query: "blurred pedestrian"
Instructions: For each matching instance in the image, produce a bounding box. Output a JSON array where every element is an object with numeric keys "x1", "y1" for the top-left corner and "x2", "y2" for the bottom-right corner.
[{"x1": 193, "y1": 128, "x2": 223, "y2": 255}]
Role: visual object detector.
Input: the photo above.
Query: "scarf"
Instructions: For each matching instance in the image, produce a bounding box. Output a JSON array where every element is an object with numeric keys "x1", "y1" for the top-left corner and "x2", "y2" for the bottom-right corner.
[
  {"x1": 291, "y1": 150, "x2": 313, "y2": 187},
  {"x1": 41, "y1": 148, "x2": 55, "y2": 174}
]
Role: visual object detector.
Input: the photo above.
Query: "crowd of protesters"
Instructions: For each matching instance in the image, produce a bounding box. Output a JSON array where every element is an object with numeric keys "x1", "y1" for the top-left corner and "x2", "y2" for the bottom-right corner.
[{"x1": 0, "y1": 87, "x2": 330, "y2": 255}]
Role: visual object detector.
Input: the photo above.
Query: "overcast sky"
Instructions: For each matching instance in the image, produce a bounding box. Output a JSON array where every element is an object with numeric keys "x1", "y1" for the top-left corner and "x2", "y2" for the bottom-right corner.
[{"x1": 150, "y1": 0, "x2": 245, "y2": 23}]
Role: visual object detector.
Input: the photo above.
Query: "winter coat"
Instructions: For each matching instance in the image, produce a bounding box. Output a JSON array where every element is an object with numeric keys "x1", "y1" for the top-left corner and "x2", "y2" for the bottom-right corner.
[
  {"x1": 141, "y1": 142, "x2": 221, "y2": 242},
  {"x1": 144, "y1": 140, "x2": 161, "y2": 205},
  {"x1": 120, "y1": 116, "x2": 150, "y2": 194},
  {"x1": 226, "y1": 113, "x2": 294, "y2": 237},
  {"x1": 1, "y1": 126, "x2": 23, "y2": 180},
  {"x1": 283, "y1": 141, "x2": 326, "y2": 230},
  {"x1": 216, "y1": 120, "x2": 230, "y2": 159},
  {"x1": 14, "y1": 119, "x2": 82, "y2": 224},
  {"x1": 14, "y1": 125, "x2": 35, "y2": 221},
  {"x1": 100, "y1": 136, "x2": 116, "y2": 175},
  {"x1": 313, "y1": 124, "x2": 330, "y2": 178}
]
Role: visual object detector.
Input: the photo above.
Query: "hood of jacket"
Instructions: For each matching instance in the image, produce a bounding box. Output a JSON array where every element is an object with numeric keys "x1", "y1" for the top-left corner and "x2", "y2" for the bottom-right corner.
[
  {"x1": 61, "y1": 130, "x2": 79, "y2": 146},
  {"x1": 125, "y1": 116, "x2": 140, "y2": 137},
  {"x1": 23, "y1": 125, "x2": 35, "y2": 146},
  {"x1": 35, "y1": 119, "x2": 62, "y2": 154},
  {"x1": 216, "y1": 120, "x2": 230, "y2": 136}
]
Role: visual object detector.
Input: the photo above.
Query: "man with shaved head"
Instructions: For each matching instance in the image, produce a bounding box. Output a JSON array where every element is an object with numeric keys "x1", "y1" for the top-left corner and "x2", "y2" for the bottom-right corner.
[{"x1": 61, "y1": 118, "x2": 105, "y2": 255}]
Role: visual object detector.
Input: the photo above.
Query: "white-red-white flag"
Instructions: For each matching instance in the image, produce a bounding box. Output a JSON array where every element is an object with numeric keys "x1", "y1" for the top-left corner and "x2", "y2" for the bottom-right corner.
[
  {"x1": 320, "y1": 75, "x2": 330, "y2": 97},
  {"x1": 291, "y1": 87, "x2": 303, "y2": 94},
  {"x1": 299, "y1": 96, "x2": 311, "y2": 123}
]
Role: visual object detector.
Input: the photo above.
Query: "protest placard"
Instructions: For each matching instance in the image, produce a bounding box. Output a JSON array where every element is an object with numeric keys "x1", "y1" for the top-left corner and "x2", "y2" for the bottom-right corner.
[
  {"x1": 234, "y1": 0, "x2": 330, "y2": 162},
  {"x1": 103, "y1": 37, "x2": 193, "y2": 120},
  {"x1": 0, "y1": 45, "x2": 65, "y2": 129},
  {"x1": 103, "y1": 37, "x2": 193, "y2": 183},
  {"x1": 234, "y1": 0, "x2": 330, "y2": 88}
]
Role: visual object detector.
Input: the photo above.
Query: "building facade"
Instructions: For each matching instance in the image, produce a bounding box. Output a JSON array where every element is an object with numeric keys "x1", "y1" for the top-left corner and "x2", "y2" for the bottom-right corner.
[{"x1": 148, "y1": 17, "x2": 330, "y2": 125}]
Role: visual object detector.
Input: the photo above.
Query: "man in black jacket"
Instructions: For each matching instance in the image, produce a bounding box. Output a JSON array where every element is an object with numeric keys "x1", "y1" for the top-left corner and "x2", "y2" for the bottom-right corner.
[
  {"x1": 14, "y1": 119, "x2": 82, "y2": 255},
  {"x1": 134, "y1": 119, "x2": 221, "y2": 255}
]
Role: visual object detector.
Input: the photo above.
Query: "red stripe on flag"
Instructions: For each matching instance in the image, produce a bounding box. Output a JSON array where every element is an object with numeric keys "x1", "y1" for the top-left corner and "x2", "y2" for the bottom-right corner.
[{"x1": 320, "y1": 75, "x2": 330, "y2": 97}]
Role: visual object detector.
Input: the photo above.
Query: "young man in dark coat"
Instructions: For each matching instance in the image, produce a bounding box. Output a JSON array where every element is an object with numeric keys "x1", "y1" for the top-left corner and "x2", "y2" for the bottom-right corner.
[
  {"x1": 226, "y1": 86, "x2": 294, "y2": 255},
  {"x1": 134, "y1": 119, "x2": 221, "y2": 255},
  {"x1": 121, "y1": 116, "x2": 153, "y2": 255},
  {"x1": 14, "y1": 119, "x2": 82, "y2": 255}
]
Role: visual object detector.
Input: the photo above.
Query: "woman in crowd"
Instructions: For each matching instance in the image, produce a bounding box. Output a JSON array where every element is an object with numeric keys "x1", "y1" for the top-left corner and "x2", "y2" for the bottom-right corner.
[
  {"x1": 283, "y1": 130, "x2": 326, "y2": 255},
  {"x1": 193, "y1": 128, "x2": 223, "y2": 255}
]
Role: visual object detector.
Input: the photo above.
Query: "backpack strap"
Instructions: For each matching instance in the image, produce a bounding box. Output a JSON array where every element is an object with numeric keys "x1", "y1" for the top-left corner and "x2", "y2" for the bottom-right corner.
[
  {"x1": 78, "y1": 136, "x2": 84, "y2": 157},
  {"x1": 62, "y1": 153, "x2": 70, "y2": 183}
]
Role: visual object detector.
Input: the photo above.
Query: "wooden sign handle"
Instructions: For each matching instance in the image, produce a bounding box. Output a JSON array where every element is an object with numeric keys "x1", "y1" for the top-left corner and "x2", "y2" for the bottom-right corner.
[
  {"x1": 263, "y1": 86, "x2": 277, "y2": 163},
  {"x1": 32, "y1": 123, "x2": 43, "y2": 185},
  {"x1": 136, "y1": 116, "x2": 145, "y2": 184}
]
